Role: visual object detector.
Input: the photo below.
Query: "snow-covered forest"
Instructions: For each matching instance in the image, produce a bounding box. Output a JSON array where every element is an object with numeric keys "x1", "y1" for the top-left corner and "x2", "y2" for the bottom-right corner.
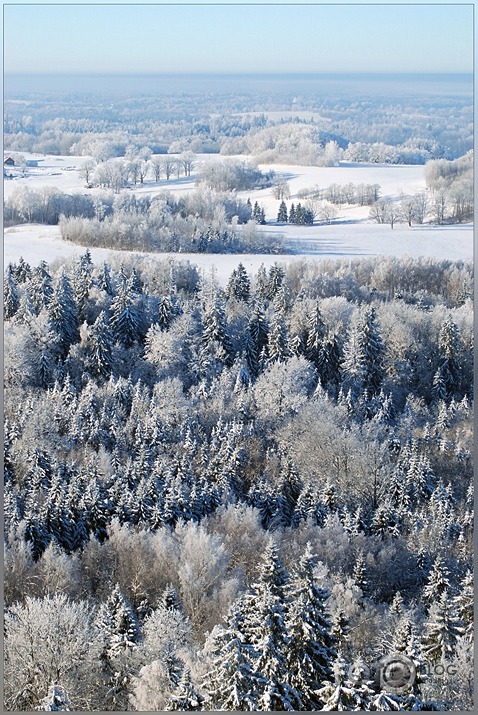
[
  {"x1": 3, "y1": 67, "x2": 474, "y2": 712},
  {"x1": 4, "y1": 248, "x2": 474, "y2": 710}
]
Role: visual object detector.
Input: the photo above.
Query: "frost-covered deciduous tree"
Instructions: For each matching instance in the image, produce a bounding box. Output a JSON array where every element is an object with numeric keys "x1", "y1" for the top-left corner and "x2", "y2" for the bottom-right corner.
[
  {"x1": 176, "y1": 522, "x2": 238, "y2": 639},
  {"x1": 4, "y1": 594, "x2": 100, "y2": 711}
]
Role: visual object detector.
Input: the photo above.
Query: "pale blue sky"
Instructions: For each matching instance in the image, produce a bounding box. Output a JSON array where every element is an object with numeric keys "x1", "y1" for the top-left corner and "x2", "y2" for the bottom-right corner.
[{"x1": 4, "y1": 3, "x2": 474, "y2": 75}]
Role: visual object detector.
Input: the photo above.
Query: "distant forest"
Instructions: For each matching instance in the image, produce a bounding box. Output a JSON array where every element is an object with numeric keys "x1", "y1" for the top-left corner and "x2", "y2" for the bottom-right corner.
[
  {"x1": 4, "y1": 252, "x2": 473, "y2": 710},
  {"x1": 4, "y1": 77, "x2": 472, "y2": 163}
]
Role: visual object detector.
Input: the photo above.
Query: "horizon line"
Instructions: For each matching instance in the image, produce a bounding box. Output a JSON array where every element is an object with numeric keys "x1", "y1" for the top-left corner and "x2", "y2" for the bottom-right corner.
[{"x1": 5, "y1": 70, "x2": 473, "y2": 77}]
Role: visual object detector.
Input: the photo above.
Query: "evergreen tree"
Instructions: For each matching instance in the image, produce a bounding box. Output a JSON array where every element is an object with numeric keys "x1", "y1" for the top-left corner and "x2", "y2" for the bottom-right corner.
[
  {"x1": 97, "y1": 584, "x2": 142, "y2": 709},
  {"x1": 295, "y1": 203, "x2": 305, "y2": 225},
  {"x1": 353, "y1": 551, "x2": 368, "y2": 593},
  {"x1": 431, "y1": 367, "x2": 447, "y2": 402},
  {"x1": 267, "y1": 263, "x2": 285, "y2": 300},
  {"x1": 72, "y1": 261, "x2": 91, "y2": 323},
  {"x1": 305, "y1": 301, "x2": 327, "y2": 368},
  {"x1": 422, "y1": 590, "x2": 461, "y2": 663},
  {"x1": 370, "y1": 500, "x2": 400, "y2": 539},
  {"x1": 341, "y1": 306, "x2": 385, "y2": 402},
  {"x1": 277, "y1": 200, "x2": 288, "y2": 223},
  {"x1": 285, "y1": 543, "x2": 337, "y2": 710},
  {"x1": 330, "y1": 611, "x2": 350, "y2": 651},
  {"x1": 438, "y1": 316, "x2": 462, "y2": 397},
  {"x1": 289, "y1": 203, "x2": 296, "y2": 224},
  {"x1": 453, "y1": 569, "x2": 473, "y2": 640},
  {"x1": 98, "y1": 583, "x2": 141, "y2": 660},
  {"x1": 267, "y1": 288, "x2": 290, "y2": 364},
  {"x1": 201, "y1": 598, "x2": 263, "y2": 711},
  {"x1": 109, "y1": 284, "x2": 142, "y2": 347},
  {"x1": 157, "y1": 294, "x2": 176, "y2": 329},
  {"x1": 227, "y1": 263, "x2": 251, "y2": 302},
  {"x1": 422, "y1": 555, "x2": 451, "y2": 607},
  {"x1": 245, "y1": 301, "x2": 269, "y2": 377},
  {"x1": 200, "y1": 295, "x2": 235, "y2": 373},
  {"x1": 319, "y1": 334, "x2": 342, "y2": 389},
  {"x1": 389, "y1": 591, "x2": 405, "y2": 618},
  {"x1": 241, "y1": 539, "x2": 299, "y2": 711},
  {"x1": 13, "y1": 255, "x2": 32, "y2": 284},
  {"x1": 89, "y1": 311, "x2": 114, "y2": 378},
  {"x1": 316, "y1": 653, "x2": 374, "y2": 711},
  {"x1": 97, "y1": 261, "x2": 115, "y2": 296},
  {"x1": 30, "y1": 261, "x2": 54, "y2": 314},
  {"x1": 4, "y1": 264, "x2": 20, "y2": 320},
  {"x1": 252, "y1": 201, "x2": 266, "y2": 224},
  {"x1": 48, "y1": 270, "x2": 80, "y2": 357},
  {"x1": 254, "y1": 263, "x2": 269, "y2": 301},
  {"x1": 277, "y1": 458, "x2": 302, "y2": 526},
  {"x1": 391, "y1": 615, "x2": 427, "y2": 696},
  {"x1": 165, "y1": 668, "x2": 203, "y2": 711}
]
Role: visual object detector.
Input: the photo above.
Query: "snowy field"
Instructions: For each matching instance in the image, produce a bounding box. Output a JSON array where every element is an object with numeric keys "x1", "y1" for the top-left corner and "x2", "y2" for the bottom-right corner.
[
  {"x1": 3, "y1": 152, "x2": 473, "y2": 284},
  {"x1": 4, "y1": 222, "x2": 472, "y2": 287}
]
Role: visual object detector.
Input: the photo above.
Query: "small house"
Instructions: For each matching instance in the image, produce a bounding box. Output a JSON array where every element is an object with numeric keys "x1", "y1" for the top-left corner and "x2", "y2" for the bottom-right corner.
[{"x1": 4, "y1": 157, "x2": 15, "y2": 167}]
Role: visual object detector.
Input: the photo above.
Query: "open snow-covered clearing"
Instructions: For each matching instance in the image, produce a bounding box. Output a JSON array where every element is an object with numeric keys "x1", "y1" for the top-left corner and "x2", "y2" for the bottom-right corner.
[{"x1": 4, "y1": 152, "x2": 473, "y2": 284}]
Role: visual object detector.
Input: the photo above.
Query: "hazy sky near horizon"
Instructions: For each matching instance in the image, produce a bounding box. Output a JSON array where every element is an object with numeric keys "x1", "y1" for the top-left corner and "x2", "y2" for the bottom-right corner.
[{"x1": 4, "y1": 4, "x2": 473, "y2": 75}]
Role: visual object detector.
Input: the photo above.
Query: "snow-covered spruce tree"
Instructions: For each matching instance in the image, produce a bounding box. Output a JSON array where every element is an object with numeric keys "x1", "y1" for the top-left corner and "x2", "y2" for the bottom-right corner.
[
  {"x1": 72, "y1": 259, "x2": 92, "y2": 323},
  {"x1": 157, "y1": 294, "x2": 177, "y2": 330},
  {"x1": 240, "y1": 538, "x2": 300, "y2": 711},
  {"x1": 267, "y1": 288, "x2": 291, "y2": 364},
  {"x1": 266, "y1": 262, "x2": 285, "y2": 301},
  {"x1": 391, "y1": 614, "x2": 427, "y2": 696},
  {"x1": 96, "y1": 583, "x2": 142, "y2": 710},
  {"x1": 453, "y1": 569, "x2": 474, "y2": 641},
  {"x1": 29, "y1": 260, "x2": 54, "y2": 313},
  {"x1": 88, "y1": 311, "x2": 114, "y2": 379},
  {"x1": 13, "y1": 255, "x2": 32, "y2": 284},
  {"x1": 284, "y1": 543, "x2": 337, "y2": 710},
  {"x1": 164, "y1": 668, "x2": 203, "y2": 711},
  {"x1": 109, "y1": 283, "x2": 142, "y2": 347},
  {"x1": 422, "y1": 555, "x2": 451, "y2": 608},
  {"x1": 48, "y1": 270, "x2": 80, "y2": 357},
  {"x1": 422, "y1": 590, "x2": 462, "y2": 664},
  {"x1": 245, "y1": 301, "x2": 269, "y2": 377},
  {"x1": 316, "y1": 652, "x2": 374, "y2": 711},
  {"x1": 226, "y1": 262, "x2": 251, "y2": 302},
  {"x1": 97, "y1": 261, "x2": 116, "y2": 296},
  {"x1": 341, "y1": 305, "x2": 386, "y2": 404},
  {"x1": 304, "y1": 301, "x2": 327, "y2": 369},
  {"x1": 277, "y1": 200, "x2": 288, "y2": 223},
  {"x1": 437, "y1": 315, "x2": 462, "y2": 398},
  {"x1": 200, "y1": 293, "x2": 235, "y2": 374},
  {"x1": 201, "y1": 596, "x2": 263, "y2": 711},
  {"x1": 4, "y1": 264, "x2": 20, "y2": 320},
  {"x1": 352, "y1": 550, "x2": 369, "y2": 593}
]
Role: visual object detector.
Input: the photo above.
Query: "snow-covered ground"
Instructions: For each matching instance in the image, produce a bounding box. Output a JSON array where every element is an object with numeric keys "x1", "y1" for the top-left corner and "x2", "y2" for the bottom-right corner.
[
  {"x1": 4, "y1": 222, "x2": 472, "y2": 287},
  {"x1": 3, "y1": 152, "x2": 473, "y2": 285}
]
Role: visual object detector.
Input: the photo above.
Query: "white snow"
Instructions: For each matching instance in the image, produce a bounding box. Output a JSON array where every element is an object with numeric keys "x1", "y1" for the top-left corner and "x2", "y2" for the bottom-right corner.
[
  {"x1": 4, "y1": 152, "x2": 473, "y2": 285},
  {"x1": 4, "y1": 222, "x2": 472, "y2": 287}
]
